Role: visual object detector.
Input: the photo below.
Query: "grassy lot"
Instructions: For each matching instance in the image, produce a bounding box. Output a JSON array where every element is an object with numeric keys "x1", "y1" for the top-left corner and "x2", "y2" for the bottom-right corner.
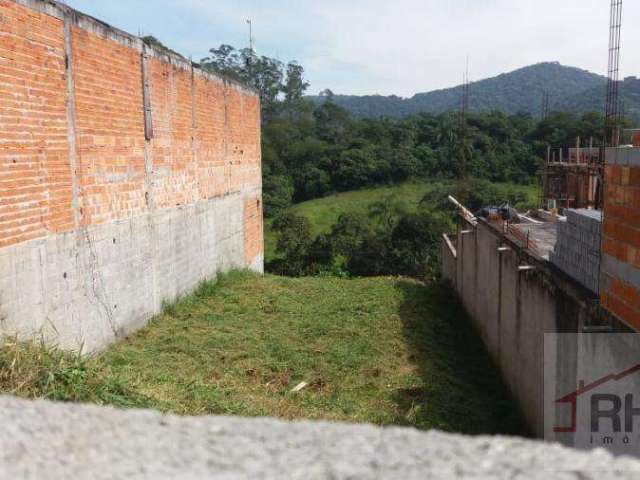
[
  {"x1": 0, "y1": 271, "x2": 527, "y2": 436},
  {"x1": 265, "y1": 180, "x2": 540, "y2": 262}
]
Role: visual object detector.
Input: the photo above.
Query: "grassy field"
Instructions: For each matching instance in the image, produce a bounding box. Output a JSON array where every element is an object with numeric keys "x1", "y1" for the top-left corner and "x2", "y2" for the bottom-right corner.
[
  {"x1": 266, "y1": 180, "x2": 540, "y2": 262},
  {"x1": 0, "y1": 271, "x2": 527, "y2": 436}
]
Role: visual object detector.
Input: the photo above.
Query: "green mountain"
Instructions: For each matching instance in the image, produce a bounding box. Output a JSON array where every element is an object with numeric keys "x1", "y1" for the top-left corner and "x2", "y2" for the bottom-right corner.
[
  {"x1": 308, "y1": 62, "x2": 612, "y2": 118},
  {"x1": 556, "y1": 75, "x2": 640, "y2": 121}
]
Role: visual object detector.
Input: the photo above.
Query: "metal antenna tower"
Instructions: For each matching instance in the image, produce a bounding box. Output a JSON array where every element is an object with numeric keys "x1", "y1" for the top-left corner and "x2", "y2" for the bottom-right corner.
[
  {"x1": 541, "y1": 90, "x2": 550, "y2": 120},
  {"x1": 245, "y1": 19, "x2": 255, "y2": 75},
  {"x1": 247, "y1": 19, "x2": 254, "y2": 53},
  {"x1": 458, "y1": 58, "x2": 470, "y2": 188},
  {"x1": 460, "y1": 57, "x2": 470, "y2": 128},
  {"x1": 605, "y1": 0, "x2": 623, "y2": 147}
]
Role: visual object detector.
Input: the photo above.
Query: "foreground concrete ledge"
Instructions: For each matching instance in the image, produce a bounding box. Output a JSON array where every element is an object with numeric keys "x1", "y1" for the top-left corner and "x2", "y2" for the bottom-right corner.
[{"x1": 1, "y1": 397, "x2": 640, "y2": 479}]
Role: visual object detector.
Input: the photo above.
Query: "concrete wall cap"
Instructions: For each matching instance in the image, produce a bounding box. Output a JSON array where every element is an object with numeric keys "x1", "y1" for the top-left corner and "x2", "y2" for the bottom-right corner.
[{"x1": 1, "y1": 396, "x2": 640, "y2": 479}]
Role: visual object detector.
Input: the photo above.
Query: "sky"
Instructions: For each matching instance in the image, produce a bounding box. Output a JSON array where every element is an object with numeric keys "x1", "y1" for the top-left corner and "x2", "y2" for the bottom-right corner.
[{"x1": 63, "y1": 0, "x2": 640, "y2": 98}]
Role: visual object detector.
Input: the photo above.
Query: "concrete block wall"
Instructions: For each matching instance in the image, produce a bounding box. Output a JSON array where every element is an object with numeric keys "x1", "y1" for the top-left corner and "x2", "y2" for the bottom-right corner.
[
  {"x1": 0, "y1": 0, "x2": 263, "y2": 352},
  {"x1": 447, "y1": 219, "x2": 603, "y2": 436},
  {"x1": 600, "y1": 148, "x2": 640, "y2": 331},
  {"x1": 550, "y1": 209, "x2": 601, "y2": 294}
]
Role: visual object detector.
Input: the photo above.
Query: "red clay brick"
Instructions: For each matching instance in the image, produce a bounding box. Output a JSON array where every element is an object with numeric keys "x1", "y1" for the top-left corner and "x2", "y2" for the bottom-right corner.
[{"x1": 0, "y1": 2, "x2": 262, "y2": 265}]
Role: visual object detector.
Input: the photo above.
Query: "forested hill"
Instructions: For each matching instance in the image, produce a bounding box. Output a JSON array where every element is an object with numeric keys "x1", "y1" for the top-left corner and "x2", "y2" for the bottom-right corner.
[
  {"x1": 555, "y1": 75, "x2": 640, "y2": 121},
  {"x1": 307, "y1": 62, "x2": 610, "y2": 118}
]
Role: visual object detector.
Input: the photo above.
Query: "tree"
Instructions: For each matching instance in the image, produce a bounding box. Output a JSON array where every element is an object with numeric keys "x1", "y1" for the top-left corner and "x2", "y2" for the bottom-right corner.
[
  {"x1": 390, "y1": 211, "x2": 449, "y2": 279},
  {"x1": 271, "y1": 212, "x2": 313, "y2": 276},
  {"x1": 368, "y1": 194, "x2": 409, "y2": 230},
  {"x1": 327, "y1": 212, "x2": 372, "y2": 258},
  {"x1": 283, "y1": 62, "x2": 309, "y2": 105},
  {"x1": 314, "y1": 101, "x2": 350, "y2": 142},
  {"x1": 263, "y1": 174, "x2": 294, "y2": 216}
]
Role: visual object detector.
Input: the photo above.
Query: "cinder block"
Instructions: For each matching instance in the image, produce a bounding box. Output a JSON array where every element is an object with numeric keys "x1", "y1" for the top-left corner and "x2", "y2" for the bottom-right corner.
[{"x1": 552, "y1": 210, "x2": 602, "y2": 294}]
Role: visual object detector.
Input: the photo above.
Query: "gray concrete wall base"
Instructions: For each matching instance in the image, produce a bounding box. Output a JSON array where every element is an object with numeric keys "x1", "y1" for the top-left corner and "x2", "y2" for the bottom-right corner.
[{"x1": 0, "y1": 191, "x2": 259, "y2": 353}]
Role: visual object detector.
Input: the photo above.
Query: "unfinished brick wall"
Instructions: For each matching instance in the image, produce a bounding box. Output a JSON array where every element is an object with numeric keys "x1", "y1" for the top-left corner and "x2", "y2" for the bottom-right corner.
[
  {"x1": 600, "y1": 149, "x2": 640, "y2": 331},
  {"x1": 71, "y1": 25, "x2": 147, "y2": 226},
  {"x1": 0, "y1": 0, "x2": 262, "y2": 351},
  {"x1": 0, "y1": 0, "x2": 72, "y2": 247}
]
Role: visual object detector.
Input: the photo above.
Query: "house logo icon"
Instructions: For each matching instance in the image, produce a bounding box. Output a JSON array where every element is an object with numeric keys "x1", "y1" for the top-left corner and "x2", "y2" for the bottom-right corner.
[{"x1": 553, "y1": 364, "x2": 640, "y2": 434}]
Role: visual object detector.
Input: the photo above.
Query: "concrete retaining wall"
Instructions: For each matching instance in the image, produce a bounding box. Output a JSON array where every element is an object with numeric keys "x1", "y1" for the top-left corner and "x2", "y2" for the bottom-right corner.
[
  {"x1": 0, "y1": 193, "x2": 258, "y2": 352},
  {"x1": 442, "y1": 219, "x2": 614, "y2": 436},
  {"x1": 0, "y1": 0, "x2": 263, "y2": 352},
  {"x1": 441, "y1": 234, "x2": 456, "y2": 285}
]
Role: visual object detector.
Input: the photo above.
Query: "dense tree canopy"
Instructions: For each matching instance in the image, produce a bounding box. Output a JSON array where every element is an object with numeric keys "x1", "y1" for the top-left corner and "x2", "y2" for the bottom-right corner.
[{"x1": 200, "y1": 44, "x2": 620, "y2": 217}]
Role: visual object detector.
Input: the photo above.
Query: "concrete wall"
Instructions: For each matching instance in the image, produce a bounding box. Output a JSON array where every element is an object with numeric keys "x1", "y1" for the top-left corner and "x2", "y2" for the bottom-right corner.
[
  {"x1": 550, "y1": 210, "x2": 601, "y2": 295},
  {"x1": 0, "y1": 0, "x2": 263, "y2": 352},
  {"x1": 5, "y1": 396, "x2": 640, "y2": 479},
  {"x1": 440, "y1": 234, "x2": 456, "y2": 285},
  {"x1": 442, "y1": 219, "x2": 609, "y2": 436}
]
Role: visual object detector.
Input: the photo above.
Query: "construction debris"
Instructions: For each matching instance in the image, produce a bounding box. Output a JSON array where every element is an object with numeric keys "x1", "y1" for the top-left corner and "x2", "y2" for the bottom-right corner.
[{"x1": 290, "y1": 382, "x2": 309, "y2": 393}]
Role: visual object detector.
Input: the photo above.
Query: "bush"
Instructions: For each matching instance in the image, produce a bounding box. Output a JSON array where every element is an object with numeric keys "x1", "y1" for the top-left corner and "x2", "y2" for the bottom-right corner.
[
  {"x1": 271, "y1": 212, "x2": 314, "y2": 276},
  {"x1": 264, "y1": 175, "x2": 295, "y2": 217}
]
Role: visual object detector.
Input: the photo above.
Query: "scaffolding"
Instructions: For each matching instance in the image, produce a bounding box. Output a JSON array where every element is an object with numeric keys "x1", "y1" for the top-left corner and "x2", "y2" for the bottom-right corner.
[{"x1": 540, "y1": 139, "x2": 602, "y2": 211}]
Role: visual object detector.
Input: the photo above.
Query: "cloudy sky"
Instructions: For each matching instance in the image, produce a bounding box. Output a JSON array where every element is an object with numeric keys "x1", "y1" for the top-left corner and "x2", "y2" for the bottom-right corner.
[{"x1": 63, "y1": 0, "x2": 640, "y2": 98}]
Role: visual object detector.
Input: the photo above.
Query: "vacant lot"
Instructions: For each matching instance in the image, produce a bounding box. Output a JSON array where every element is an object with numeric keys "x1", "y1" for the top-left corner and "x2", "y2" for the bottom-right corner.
[{"x1": 0, "y1": 271, "x2": 526, "y2": 436}]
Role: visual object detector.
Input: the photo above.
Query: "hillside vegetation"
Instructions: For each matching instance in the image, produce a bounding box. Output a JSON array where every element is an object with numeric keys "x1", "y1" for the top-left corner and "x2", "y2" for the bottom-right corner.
[
  {"x1": 307, "y1": 62, "x2": 608, "y2": 119},
  {"x1": 197, "y1": 45, "x2": 623, "y2": 220},
  {"x1": 265, "y1": 180, "x2": 540, "y2": 263},
  {"x1": 0, "y1": 272, "x2": 527, "y2": 436}
]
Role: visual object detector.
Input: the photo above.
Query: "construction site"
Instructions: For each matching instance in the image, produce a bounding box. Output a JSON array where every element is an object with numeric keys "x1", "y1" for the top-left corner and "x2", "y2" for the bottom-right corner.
[
  {"x1": 441, "y1": 0, "x2": 640, "y2": 450},
  {"x1": 3, "y1": 0, "x2": 640, "y2": 476}
]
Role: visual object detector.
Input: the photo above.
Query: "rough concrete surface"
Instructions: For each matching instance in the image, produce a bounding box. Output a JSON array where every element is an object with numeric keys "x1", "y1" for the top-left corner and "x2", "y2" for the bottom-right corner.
[{"x1": 1, "y1": 396, "x2": 639, "y2": 479}]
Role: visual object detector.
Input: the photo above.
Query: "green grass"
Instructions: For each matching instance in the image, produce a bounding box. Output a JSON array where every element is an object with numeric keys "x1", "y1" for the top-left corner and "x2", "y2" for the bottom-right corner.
[
  {"x1": 265, "y1": 180, "x2": 540, "y2": 262},
  {"x1": 0, "y1": 271, "x2": 527, "y2": 436}
]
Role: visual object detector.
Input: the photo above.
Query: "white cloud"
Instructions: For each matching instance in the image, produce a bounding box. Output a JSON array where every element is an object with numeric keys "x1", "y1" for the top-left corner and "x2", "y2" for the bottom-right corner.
[
  {"x1": 71, "y1": 0, "x2": 640, "y2": 97},
  {"x1": 292, "y1": 0, "x2": 640, "y2": 96}
]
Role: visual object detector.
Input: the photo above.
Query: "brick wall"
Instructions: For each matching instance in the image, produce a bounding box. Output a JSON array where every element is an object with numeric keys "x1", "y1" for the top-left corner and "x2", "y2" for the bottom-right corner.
[
  {"x1": 600, "y1": 149, "x2": 640, "y2": 331},
  {"x1": 0, "y1": 0, "x2": 72, "y2": 247},
  {"x1": 0, "y1": 0, "x2": 262, "y2": 351},
  {"x1": 0, "y1": 0, "x2": 262, "y2": 257},
  {"x1": 71, "y1": 25, "x2": 147, "y2": 225}
]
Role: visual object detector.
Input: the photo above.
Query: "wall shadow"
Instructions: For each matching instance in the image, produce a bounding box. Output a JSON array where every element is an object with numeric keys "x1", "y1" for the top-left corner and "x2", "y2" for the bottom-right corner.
[{"x1": 393, "y1": 279, "x2": 530, "y2": 437}]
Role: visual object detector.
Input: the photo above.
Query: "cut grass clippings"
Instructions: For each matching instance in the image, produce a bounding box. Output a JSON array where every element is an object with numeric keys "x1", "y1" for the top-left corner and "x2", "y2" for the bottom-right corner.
[{"x1": 0, "y1": 271, "x2": 528, "y2": 436}]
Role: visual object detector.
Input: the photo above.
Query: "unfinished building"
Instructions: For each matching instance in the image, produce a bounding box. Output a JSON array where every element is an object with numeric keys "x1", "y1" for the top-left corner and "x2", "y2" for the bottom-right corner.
[
  {"x1": 440, "y1": 1, "x2": 640, "y2": 448},
  {"x1": 541, "y1": 145, "x2": 600, "y2": 210},
  {"x1": 442, "y1": 137, "x2": 640, "y2": 441},
  {"x1": 0, "y1": 0, "x2": 263, "y2": 352}
]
